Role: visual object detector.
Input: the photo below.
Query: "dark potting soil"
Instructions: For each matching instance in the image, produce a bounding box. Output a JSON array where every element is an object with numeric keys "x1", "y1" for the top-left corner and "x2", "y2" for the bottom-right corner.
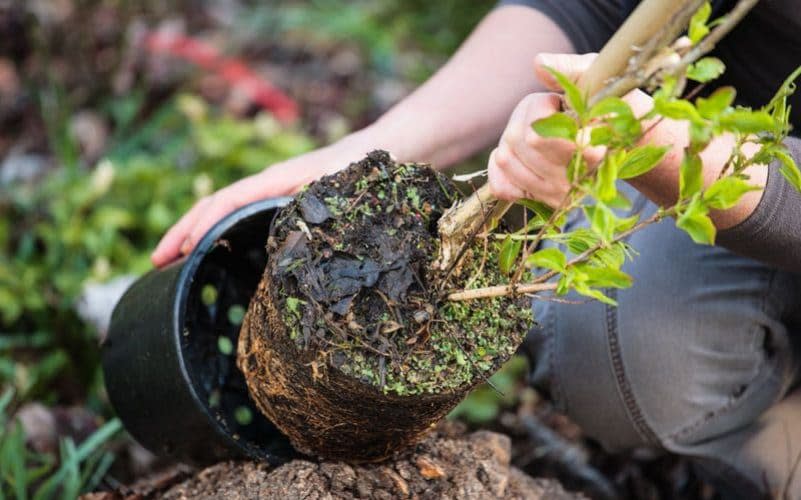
[{"x1": 267, "y1": 150, "x2": 532, "y2": 396}]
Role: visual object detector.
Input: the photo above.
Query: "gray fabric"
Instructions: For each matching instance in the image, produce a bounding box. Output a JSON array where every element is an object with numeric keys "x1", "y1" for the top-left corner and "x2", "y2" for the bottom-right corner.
[
  {"x1": 718, "y1": 137, "x2": 801, "y2": 274},
  {"x1": 524, "y1": 182, "x2": 801, "y2": 497},
  {"x1": 498, "y1": 0, "x2": 801, "y2": 274}
]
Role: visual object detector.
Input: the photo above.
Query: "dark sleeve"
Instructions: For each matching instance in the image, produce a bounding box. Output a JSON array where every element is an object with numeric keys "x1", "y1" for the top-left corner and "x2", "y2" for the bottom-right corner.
[
  {"x1": 717, "y1": 136, "x2": 801, "y2": 274},
  {"x1": 497, "y1": 0, "x2": 628, "y2": 53}
]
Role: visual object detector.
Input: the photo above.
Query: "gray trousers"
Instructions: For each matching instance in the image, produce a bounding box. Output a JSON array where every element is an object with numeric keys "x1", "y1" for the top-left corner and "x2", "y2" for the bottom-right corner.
[{"x1": 525, "y1": 184, "x2": 801, "y2": 499}]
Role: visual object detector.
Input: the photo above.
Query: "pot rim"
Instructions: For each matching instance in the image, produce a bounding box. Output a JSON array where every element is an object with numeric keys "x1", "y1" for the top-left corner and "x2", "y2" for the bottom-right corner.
[{"x1": 171, "y1": 196, "x2": 292, "y2": 459}]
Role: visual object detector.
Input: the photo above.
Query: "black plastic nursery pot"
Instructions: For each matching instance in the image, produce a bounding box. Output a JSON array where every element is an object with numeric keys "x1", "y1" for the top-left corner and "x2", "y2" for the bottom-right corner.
[{"x1": 102, "y1": 198, "x2": 295, "y2": 466}]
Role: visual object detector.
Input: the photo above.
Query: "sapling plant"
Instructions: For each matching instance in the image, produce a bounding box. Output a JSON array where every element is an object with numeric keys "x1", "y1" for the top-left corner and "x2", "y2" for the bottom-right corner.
[
  {"x1": 236, "y1": 0, "x2": 801, "y2": 462},
  {"x1": 442, "y1": 0, "x2": 801, "y2": 305}
]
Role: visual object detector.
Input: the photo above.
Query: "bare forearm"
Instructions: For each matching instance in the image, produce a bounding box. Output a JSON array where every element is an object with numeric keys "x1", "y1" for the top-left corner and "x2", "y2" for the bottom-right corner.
[{"x1": 361, "y1": 5, "x2": 573, "y2": 169}]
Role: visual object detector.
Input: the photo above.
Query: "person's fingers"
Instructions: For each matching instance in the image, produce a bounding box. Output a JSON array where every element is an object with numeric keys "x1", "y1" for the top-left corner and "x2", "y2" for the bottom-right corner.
[
  {"x1": 533, "y1": 53, "x2": 597, "y2": 91},
  {"x1": 516, "y1": 123, "x2": 575, "y2": 168},
  {"x1": 494, "y1": 143, "x2": 547, "y2": 198},
  {"x1": 504, "y1": 93, "x2": 573, "y2": 172},
  {"x1": 624, "y1": 88, "x2": 656, "y2": 119},
  {"x1": 488, "y1": 148, "x2": 528, "y2": 201},
  {"x1": 180, "y1": 194, "x2": 242, "y2": 257},
  {"x1": 151, "y1": 197, "x2": 211, "y2": 267},
  {"x1": 503, "y1": 93, "x2": 563, "y2": 156}
]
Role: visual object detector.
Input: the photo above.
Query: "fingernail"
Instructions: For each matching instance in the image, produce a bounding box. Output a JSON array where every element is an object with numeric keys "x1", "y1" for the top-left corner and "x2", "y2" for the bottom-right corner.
[{"x1": 180, "y1": 238, "x2": 191, "y2": 255}]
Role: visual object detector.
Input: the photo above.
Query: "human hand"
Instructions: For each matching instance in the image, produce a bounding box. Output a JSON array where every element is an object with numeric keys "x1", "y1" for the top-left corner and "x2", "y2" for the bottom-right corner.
[{"x1": 488, "y1": 53, "x2": 653, "y2": 206}]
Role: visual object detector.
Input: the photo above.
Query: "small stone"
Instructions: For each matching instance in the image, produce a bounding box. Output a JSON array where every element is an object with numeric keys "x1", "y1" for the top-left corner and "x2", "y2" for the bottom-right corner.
[
  {"x1": 382, "y1": 467, "x2": 409, "y2": 497},
  {"x1": 298, "y1": 194, "x2": 331, "y2": 224},
  {"x1": 16, "y1": 403, "x2": 57, "y2": 453},
  {"x1": 415, "y1": 456, "x2": 446, "y2": 480},
  {"x1": 413, "y1": 310, "x2": 430, "y2": 324}
]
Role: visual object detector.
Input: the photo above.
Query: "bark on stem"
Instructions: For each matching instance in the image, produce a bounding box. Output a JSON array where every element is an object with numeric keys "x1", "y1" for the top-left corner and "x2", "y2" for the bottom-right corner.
[{"x1": 447, "y1": 282, "x2": 558, "y2": 301}]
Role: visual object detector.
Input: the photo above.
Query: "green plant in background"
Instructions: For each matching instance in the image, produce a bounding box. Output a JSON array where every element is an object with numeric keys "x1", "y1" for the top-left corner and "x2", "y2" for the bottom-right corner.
[
  {"x1": 231, "y1": 0, "x2": 495, "y2": 80},
  {"x1": 0, "y1": 389, "x2": 122, "y2": 499},
  {"x1": 0, "y1": 94, "x2": 315, "y2": 405},
  {"x1": 449, "y1": 355, "x2": 529, "y2": 424}
]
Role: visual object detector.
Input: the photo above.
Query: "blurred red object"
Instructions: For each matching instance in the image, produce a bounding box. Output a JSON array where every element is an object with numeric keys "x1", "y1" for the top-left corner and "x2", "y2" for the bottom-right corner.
[{"x1": 145, "y1": 31, "x2": 299, "y2": 123}]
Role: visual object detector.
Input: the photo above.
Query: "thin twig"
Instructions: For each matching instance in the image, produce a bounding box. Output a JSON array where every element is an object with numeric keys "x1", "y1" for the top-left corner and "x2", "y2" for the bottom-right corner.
[
  {"x1": 672, "y1": 0, "x2": 761, "y2": 80},
  {"x1": 526, "y1": 294, "x2": 589, "y2": 305},
  {"x1": 447, "y1": 282, "x2": 558, "y2": 301},
  {"x1": 449, "y1": 208, "x2": 670, "y2": 301}
]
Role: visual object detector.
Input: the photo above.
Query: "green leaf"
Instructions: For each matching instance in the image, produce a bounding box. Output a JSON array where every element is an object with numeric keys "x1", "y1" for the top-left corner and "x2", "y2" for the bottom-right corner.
[
  {"x1": 776, "y1": 150, "x2": 801, "y2": 192},
  {"x1": 766, "y1": 65, "x2": 801, "y2": 134},
  {"x1": 679, "y1": 153, "x2": 704, "y2": 199},
  {"x1": 588, "y1": 97, "x2": 633, "y2": 119},
  {"x1": 531, "y1": 112, "x2": 578, "y2": 141},
  {"x1": 696, "y1": 86, "x2": 736, "y2": 119},
  {"x1": 703, "y1": 177, "x2": 758, "y2": 209},
  {"x1": 686, "y1": 57, "x2": 725, "y2": 83},
  {"x1": 718, "y1": 109, "x2": 776, "y2": 134},
  {"x1": 573, "y1": 281, "x2": 617, "y2": 305},
  {"x1": 618, "y1": 145, "x2": 669, "y2": 179},
  {"x1": 585, "y1": 203, "x2": 615, "y2": 242},
  {"x1": 544, "y1": 66, "x2": 587, "y2": 118},
  {"x1": 689, "y1": 122, "x2": 713, "y2": 153},
  {"x1": 590, "y1": 125, "x2": 613, "y2": 146},
  {"x1": 606, "y1": 192, "x2": 632, "y2": 210},
  {"x1": 566, "y1": 150, "x2": 587, "y2": 183},
  {"x1": 526, "y1": 247, "x2": 566, "y2": 272},
  {"x1": 582, "y1": 266, "x2": 633, "y2": 289},
  {"x1": 562, "y1": 228, "x2": 600, "y2": 254},
  {"x1": 654, "y1": 74, "x2": 679, "y2": 101},
  {"x1": 517, "y1": 199, "x2": 555, "y2": 220},
  {"x1": 595, "y1": 151, "x2": 620, "y2": 201},
  {"x1": 615, "y1": 214, "x2": 639, "y2": 232},
  {"x1": 676, "y1": 198, "x2": 716, "y2": 244},
  {"x1": 654, "y1": 98, "x2": 705, "y2": 124},
  {"x1": 499, "y1": 235, "x2": 522, "y2": 275},
  {"x1": 689, "y1": 2, "x2": 712, "y2": 43}
]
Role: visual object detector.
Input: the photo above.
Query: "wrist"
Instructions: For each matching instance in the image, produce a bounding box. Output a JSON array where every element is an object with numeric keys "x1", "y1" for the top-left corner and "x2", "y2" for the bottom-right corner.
[{"x1": 627, "y1": 118, "x2": 767, "y2": 229}]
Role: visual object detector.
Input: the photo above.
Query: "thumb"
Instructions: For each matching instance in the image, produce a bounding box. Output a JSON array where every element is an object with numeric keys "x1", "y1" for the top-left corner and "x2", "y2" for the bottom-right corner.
[{"x1": 534, "y1": 53, "x2": 598, "y2": 92}]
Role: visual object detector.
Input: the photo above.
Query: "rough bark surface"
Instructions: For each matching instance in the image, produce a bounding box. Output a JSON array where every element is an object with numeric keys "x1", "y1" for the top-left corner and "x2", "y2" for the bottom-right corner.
[{"x1": 158, "y1": 428, "x2": 583, "y2": 499}]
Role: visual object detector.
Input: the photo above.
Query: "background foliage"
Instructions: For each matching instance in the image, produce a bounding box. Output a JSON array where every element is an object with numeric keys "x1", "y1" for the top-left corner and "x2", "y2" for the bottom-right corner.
[{"x1": 0, "y1": 0, "x2": 495, "y2": 496}]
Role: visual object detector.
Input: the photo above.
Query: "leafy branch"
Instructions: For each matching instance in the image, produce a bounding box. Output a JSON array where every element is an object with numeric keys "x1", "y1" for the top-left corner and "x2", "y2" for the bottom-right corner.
[{"x1": 444, "y1": 0, "x2": 801, "y2": 305}]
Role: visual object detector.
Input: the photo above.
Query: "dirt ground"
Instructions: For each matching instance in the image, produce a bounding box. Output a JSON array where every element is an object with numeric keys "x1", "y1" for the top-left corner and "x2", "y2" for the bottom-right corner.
[{"x1": 82, "y1": 424, "x2": 583, "y2": 500}]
